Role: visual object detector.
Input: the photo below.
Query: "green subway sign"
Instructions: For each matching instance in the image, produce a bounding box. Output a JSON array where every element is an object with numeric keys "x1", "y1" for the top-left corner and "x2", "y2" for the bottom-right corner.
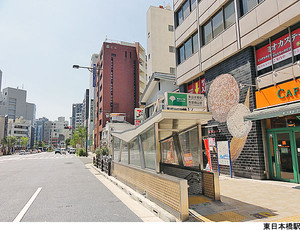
[{"x1": 166, "y1": 92, "x2": 188, "y2": 107}]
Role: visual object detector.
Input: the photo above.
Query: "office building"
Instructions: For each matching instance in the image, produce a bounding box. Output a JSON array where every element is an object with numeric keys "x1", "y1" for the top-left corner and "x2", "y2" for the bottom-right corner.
[
  {"x1": 147, "y1": 5, "x2": 176, "y2": 81},
  {"x1": 173, "y1": 0, "x2": 300, "y2": 181},
  {"x1": 94, "y1": 41, "x2": 140, "y2": 149}
]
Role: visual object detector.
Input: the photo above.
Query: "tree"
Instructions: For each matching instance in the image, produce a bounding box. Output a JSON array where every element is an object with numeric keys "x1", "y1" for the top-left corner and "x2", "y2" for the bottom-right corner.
[
  {"x1": 20, "y1": 137, "x2": 29, "y2": 149},
  {"x1": 65, "y1": 138, "x2": 71, "y2": 148},
  {"x1": 70, "y1": 126, "x2": 87, "y2": 148}
]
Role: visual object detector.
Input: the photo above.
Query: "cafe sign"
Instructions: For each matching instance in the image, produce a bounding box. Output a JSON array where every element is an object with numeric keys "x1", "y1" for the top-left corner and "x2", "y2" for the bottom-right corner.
[{"x1": 255, "y1": 79, "x2": 300, "y2": 109}]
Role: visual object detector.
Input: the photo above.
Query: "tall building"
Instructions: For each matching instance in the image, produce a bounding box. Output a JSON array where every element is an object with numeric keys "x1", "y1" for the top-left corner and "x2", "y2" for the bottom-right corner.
[
  {"x1": 94, "y1": 41, "x2": 140, "y2": 149},
  {"x1": 147, "y1": 5, "x2": 176, "y2": 81},
  {"x1": 88, "y1": 54, "x2": 99, "y2": 151},
  {"x1": 0, "y1": 70, "x2": 2, "y2": 92},
  {"x1": 7, "y1": 117, "x2": 33, "y2": 148},
  {"x1": 71, "y1": 103, "x2": 83, "y2": 132},
  {"x1": 0, "y1": 87, "x2": 36, "y2": 123},
  {"x1": 33, "y1": 117, "x2": 49, "y2": 143},
  {"x1": 173, "y1": 0, "x2": 300, "y2": 181}
]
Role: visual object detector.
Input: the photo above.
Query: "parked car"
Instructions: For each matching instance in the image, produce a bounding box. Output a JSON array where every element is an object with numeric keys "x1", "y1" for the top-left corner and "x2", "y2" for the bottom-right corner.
[
  {"x1": 19, "y1": 150, "x2": 25, "y2": 155},
  {"x1": 69, "y1": 148, "x2": 76, "y2": 154},
  {"x1": 61, "y1": 148, "x2": 66, "y2": 154},
  {"x1": 55, "y1": 148, "x2": 61, "y2": 154}
]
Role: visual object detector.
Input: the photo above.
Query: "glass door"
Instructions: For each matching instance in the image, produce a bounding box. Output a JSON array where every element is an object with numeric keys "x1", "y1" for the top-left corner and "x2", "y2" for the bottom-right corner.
[
  {"x1": 275, "y1": 132, "x2": 295, "y2": 181},
  {"x1": 293, "y1": 131, "x2": 300, "y2": 182}
]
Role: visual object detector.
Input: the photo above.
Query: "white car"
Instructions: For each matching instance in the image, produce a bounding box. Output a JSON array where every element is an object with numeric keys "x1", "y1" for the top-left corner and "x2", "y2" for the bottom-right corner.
[
  {"x1": 61, "y1": 148, "x2": 66, "y2": 154},
  {"x1": 19, "y1": 150, "x2": 25, "y2": 155},
  {"x1": 69, "y1": 148, "x2": 76, "y2": 154}
]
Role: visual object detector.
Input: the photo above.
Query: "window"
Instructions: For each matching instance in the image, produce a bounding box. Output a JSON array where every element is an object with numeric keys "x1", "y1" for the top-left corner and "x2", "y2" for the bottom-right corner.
[
  {"x1": 179, "y1": 45, "x2": 185, "y2": 64},
  {"x1": 182, "y1": 1, "x2": 191, "y2": 20},
  {"x1": 120, "y1": 141, "x2": 128, "y2": 164},
  {"x1": 168, "y1": 25, "x2": 174, "y2": 32},
  {"x1": 224, "y1": 1, "x2": 235, "y2": 28},
  {"x1": 177, "y1": 9, "x2": 183, "y2": 26},
  {"x1": 240, "y1": 0, "x2": 262, "y2": 16},
  {"x1": 170, "y1": 67, "x2": 176, "y2": 74},
  {"x1": 179, "y1": 127, "x2": 200, "y2": 167},
  {"x1": 129, "y1": 138, "x2": 140, "y2": 166},
  {"x1": 113, "y1": 137, "x2": 120, "y2": 161},
  {"x1": 177, "y1": 32, "x2": 199, "y2": 64},
  {"x1": 175, "y1": 0, "x2": 198, "y2": 27},
  {"x1": 203, "y1": 21, "x2": 212, "y2": 45},
  {"x1": 201, "y1": 0, "x2": 235, "y2": 46},
  {"x1": 212, "y1": 10, "x2": 224, "y2": 38},
  {"x1": 161, "y1": 138, "x2": 179, "y2": 165},
  {"x1": 185, "y1": 38, "x2": 193, "y2": 59},
  {"x1": 255, "y1": 22, "x2": 300, "y2": 76},
  {"x1": 140, "y1": 127, "x2": 156, "y2": 170},
  {"x1": 125, "y1": 51, "x2": 127, "y2": 58}
]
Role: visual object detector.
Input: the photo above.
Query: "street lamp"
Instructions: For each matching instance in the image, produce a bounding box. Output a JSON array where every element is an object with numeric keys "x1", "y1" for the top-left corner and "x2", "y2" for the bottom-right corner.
[{"x1": 72, "y1": 64, "x2": 103, "y2": 155}]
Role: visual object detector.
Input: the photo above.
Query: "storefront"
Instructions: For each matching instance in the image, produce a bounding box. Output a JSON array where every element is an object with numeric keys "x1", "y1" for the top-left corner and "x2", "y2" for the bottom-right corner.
[{"x1": 245, "y1": 79, "x2": 300, "y2": 183}]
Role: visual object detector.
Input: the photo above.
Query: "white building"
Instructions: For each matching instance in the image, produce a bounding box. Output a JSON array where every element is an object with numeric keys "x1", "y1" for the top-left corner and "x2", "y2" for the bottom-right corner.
[
  {"x1": 146, "y1": 5, "x2": 176, "y2": 82},
  {"x1": 7, "y1": 117, "x2": 32, "y2": 148},
  {"x1": 0, "y1": 87, "x2": 36, "y2": 123}
]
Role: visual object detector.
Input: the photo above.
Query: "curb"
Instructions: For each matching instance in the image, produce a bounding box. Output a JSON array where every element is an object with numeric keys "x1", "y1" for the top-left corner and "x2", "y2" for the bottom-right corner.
[{"x1": 91, "y1": 164, "x2": 177, "y2": 222}]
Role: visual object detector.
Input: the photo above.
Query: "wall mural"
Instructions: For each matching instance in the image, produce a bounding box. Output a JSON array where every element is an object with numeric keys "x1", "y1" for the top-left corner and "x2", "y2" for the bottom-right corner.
[{"x1": 208, "y1": 74, "x2": 252, "y2": 161}]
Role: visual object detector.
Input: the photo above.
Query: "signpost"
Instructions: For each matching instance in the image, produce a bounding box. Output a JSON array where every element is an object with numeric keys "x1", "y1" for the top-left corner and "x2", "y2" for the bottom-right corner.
[
  {"x1": 165, "y1": 92, "x2": 206, "y2": 110},
  {"x1": 134, "y1": 108, "x2": 144, "y2": 126},
  {"x1": 216, "y1": 141, "x2": 232, "y2": 177}
]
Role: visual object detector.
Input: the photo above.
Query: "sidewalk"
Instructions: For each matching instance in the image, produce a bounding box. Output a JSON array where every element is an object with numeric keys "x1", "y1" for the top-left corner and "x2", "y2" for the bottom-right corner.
[{"x1": 189, "y1": 175, "x2": 300, "y2": 222}]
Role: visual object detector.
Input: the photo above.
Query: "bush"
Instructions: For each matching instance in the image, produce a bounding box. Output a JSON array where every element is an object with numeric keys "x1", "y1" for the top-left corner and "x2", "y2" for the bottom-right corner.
[
  {"x1": 77, "y1": 148, "x2": 87, "y2": 157},
  {"x1": 100, "y1": 147, "x2": 109, "y2": 156}
]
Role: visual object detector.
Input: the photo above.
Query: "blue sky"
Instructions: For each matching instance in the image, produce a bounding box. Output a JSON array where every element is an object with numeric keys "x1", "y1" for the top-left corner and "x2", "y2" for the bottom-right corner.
[{"x1": 0, "y1": 0, "x2": 172, "y2": 121}]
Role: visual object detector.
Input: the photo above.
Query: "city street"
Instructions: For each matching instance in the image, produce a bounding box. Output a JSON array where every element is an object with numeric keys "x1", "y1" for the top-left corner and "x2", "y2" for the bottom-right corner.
[{"x1": 0, "y1": 152, "x2": 149, "y2": 222}]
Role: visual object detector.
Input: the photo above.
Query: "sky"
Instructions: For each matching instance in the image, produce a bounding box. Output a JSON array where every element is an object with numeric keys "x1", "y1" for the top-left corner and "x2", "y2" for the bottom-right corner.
[{"x1": 0, "y1": 0, "x2": 172, "y2": 122}]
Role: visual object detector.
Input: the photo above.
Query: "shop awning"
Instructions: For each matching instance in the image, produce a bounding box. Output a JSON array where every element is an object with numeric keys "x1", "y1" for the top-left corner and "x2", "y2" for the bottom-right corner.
[{"x1": 244, "y1": 101, "x2": 300, "y2": 121}]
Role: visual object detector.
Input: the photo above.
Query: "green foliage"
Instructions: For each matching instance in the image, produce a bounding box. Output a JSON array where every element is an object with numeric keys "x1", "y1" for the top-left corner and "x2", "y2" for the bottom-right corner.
[
  {"x1": 100, "y1": 147, "x2": 109, "y2": 156},
  {"x1": 20, "y1": 137, "x2": 29, "y2": 148},
  {"x1": 77, "y1": 148, "x2": 87, "y2": 157}
]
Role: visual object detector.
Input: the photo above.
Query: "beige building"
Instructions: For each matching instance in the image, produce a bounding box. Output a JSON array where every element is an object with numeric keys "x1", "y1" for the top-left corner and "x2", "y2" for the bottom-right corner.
[
  {"x1": 147, "y1": 5, "x2": 176, "y2": 81},
  {"x1": 173, "y1": 0, "x2": 300, "y2": 182}
]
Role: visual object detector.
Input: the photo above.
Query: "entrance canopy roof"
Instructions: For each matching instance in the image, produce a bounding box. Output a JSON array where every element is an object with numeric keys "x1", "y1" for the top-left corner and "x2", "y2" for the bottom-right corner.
[
  {"x1": 112, "y1": 109, "x2": 212, "y2": 142},
  {"x1": 244, "y1": 101, "x2": 300, "y2": 121}
]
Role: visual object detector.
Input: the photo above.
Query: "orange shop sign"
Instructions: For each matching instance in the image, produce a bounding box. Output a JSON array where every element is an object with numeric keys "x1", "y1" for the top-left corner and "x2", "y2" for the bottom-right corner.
[{"x1": 256, "y1": 79, "x2": 300, "y2": 109}]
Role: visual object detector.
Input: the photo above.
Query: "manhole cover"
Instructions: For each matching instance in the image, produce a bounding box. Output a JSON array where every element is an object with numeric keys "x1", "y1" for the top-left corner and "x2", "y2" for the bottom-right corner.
[{"x1": 64, "y1": 162, "x2": 73, "y2": 164}]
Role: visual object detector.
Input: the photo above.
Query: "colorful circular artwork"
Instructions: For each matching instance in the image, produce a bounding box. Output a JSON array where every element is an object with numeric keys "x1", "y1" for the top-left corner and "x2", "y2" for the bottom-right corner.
[
  {"x1": 208, "y1": 74, "x2": 240, "y2": 123},
  {"x1": 227, "y1": 104, "x2": 252, "y2": 138}
]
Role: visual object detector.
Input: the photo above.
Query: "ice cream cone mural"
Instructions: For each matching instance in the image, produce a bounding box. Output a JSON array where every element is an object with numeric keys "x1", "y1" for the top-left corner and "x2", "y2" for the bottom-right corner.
[{"x1": 208, "y1": 74, "x2": 252, "y2": 161}]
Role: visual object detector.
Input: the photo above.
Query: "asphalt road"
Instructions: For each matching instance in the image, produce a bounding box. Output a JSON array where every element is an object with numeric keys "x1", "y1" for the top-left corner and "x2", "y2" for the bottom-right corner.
[{"x1": 0, "y1": 152, "x2": 142, "y2": 222}]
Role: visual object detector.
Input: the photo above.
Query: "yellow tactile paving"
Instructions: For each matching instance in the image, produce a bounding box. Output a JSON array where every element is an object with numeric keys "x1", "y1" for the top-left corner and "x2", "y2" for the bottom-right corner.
[
  {"x1": 205, "y1": 211, "x2": 247, "y2": 222},
  {"x1": 188, "y1": 196, "x2": 211, "y2": 205},
  {"x1": 271, "y1": 215, "x2": 300, "y2": 222}
]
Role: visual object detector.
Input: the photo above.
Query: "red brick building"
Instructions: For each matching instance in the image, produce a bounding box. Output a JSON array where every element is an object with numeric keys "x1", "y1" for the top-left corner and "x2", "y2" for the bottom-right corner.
[{"x1": 94, "y1": 42, "x2": 140, "y2": 149}]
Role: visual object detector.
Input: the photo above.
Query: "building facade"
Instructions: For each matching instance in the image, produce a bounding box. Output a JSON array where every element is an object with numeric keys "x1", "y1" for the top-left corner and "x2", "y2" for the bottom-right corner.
[
  {"x1": 147, "y1": 5, "x2": 176, "y2": 81},
  {"x1": 94, "y1": 41, "x2": 140, "y2": 149},
  {"x1": 0, "y1": 87, "x2": 36, "y2": 123},
  {"x1": 173, "y1": 0, "x2": 300, "y2": 181},
  {"x1": 71, "y1": 103, "x2": 83, "y2": 132}
]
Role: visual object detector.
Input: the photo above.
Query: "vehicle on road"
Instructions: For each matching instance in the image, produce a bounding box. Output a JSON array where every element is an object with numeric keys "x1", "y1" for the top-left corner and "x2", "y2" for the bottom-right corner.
[
  {"x1": 61, "y1": 148, "x2": 66, "y2": 154},
  {"x1": 19, "y1": 150, "x2": 25, "y2": 155},
  {"x1": 69, "y1": 148, "x2": 76, "y2": 154},
  {"x1": 55, "y1": 148, "x2": 61, "y2": 154}
]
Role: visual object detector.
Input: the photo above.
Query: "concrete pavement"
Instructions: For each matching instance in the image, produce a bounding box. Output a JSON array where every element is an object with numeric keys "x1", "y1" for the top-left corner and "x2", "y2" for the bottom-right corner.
[{"x1": 189, "y1": 175, "x2": 300, "y2": 222}]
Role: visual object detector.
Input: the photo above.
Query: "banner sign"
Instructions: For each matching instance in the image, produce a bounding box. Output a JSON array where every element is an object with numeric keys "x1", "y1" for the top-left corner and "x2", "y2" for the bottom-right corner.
[
  {"x1": 255, "y1": 28, "x2": 300, "y2": 71},
  {"x1": 134, "y1": 108, "x2": 144, "y2": 126},
  {"x1": 90, "y1": 99, "x2": 94, "y2": 122},
  {"x1": 187, "y1": 78, "x2": 206, "y2": 94},
  {"x1": 204, "y1": 139, "x2": 212, "y2": 171},
  {"x1": 165, "y1": 92, "x2": 205, "y2": 109},
  {"x1": 93, "y1": 64, "x2": 96, "y2": 87}
]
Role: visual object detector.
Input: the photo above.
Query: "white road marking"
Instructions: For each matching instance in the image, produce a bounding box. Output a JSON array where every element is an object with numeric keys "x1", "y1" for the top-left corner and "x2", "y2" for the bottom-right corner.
[{"x1": 13, "y1": 187, "x2": 42, "y2": 222}]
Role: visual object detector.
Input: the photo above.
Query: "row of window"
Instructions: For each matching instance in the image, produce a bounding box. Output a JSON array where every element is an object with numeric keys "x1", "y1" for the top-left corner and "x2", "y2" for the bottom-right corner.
[
  {"x1": 202, "y1": 0, "x2": 235, "y2": 45},
  {"x1": 177, "y1": 32, "x2": 199, "y2": 65},
  {"x1": 255, "y1": 22, "x2": 300, "y2": 76},
  {"x1": 176, "y1": 0, "x2": 265, "y2": 48},
  {"x1": 176, "y1": 0, "x2": 197, "y2": 27},
  {"x1": 113, "y1": 126, "x2": 156, "y2": 170}
]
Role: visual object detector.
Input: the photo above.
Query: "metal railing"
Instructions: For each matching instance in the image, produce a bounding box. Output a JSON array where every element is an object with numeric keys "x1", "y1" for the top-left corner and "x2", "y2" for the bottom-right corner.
[{"x1": 93, "y1": 155, "x2": 112, "y2": 176}]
